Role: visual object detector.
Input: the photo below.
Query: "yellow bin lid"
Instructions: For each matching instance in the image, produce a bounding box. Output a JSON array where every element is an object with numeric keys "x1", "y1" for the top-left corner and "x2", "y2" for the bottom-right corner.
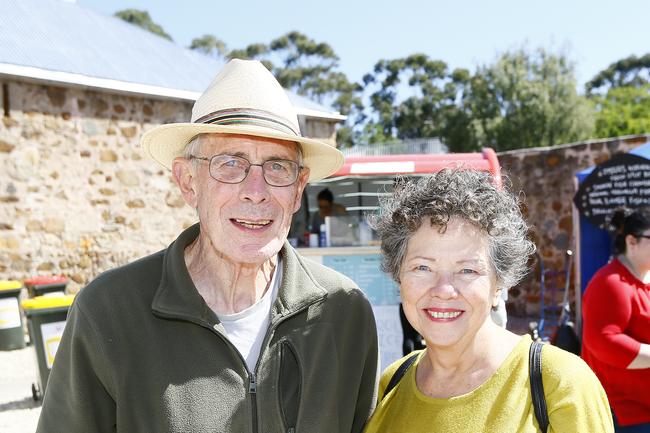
[
  {"x1": 22, "y1": 294, "x2": 75, "y2": 310},
  {"x1": 0, "y1": 280, "x2": 22, "y2": 291}
]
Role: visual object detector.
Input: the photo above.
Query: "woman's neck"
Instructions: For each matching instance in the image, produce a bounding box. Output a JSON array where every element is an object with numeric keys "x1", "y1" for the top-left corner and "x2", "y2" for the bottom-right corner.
[{"x1": 618, "y1": 253, "x2": 650, "y2": 284}]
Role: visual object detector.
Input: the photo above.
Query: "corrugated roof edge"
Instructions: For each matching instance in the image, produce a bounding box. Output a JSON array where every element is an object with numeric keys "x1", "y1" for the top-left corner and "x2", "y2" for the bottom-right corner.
[{"x1": 0, "y1": 62, "x2": 347, "y2": 121}]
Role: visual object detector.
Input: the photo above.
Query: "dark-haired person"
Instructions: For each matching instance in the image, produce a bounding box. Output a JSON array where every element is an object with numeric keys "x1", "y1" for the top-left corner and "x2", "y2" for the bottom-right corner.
[
  {"x1": 310, "y1": 187, "x2": 347, "y2": 235},
  {"x1": 582, "y1": 206, "x2": 650, "y2": 432},
  {"x1": 363, "y1": 169, "x2": 613, "y2": 432}
]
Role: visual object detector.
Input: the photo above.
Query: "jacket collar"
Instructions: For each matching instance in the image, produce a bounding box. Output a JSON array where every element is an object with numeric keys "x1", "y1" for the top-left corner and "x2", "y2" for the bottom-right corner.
[{"x1": 152, "y1": 223, "x2": 327, "y2": 325}]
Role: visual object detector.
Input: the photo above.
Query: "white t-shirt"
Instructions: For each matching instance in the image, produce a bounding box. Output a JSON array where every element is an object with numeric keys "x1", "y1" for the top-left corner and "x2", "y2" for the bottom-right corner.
[{"x1": 217, "y1": 259, "x2": 281, "y2": 372}]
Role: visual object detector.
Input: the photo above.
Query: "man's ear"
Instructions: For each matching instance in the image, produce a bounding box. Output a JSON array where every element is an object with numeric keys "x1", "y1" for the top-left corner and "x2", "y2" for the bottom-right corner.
[
  {"x1": 292, "y1": 167, "x2": 310, "y2": 213},
  {"x1": 172, "y1": 157, "x2": 198, "y2": 208}
]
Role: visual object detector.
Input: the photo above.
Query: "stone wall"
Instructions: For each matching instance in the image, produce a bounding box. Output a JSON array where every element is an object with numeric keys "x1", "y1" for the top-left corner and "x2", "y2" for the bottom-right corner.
[
  {"x1": 498, "y1": 134, "x2": 650, "y2": 315},
  {"x1": 0, "y1": 80, "x2": 198, "y2": 291}
]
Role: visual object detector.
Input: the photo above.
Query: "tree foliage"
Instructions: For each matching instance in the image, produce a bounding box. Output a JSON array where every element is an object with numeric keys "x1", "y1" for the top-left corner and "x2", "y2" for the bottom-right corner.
[
  {"x1": 361, "y1": 54, "x2": 471, "y2": 148},
  {"x1": 114, "y1": 9, "x2": 172, "y2": 41},
  {"x1": 229, "y1": 31, "x2": 364, "y2": 146},
  {"x1": 361, "y1": 48, "x2": 593, "y2": 151},
  {"x1": 586, "y1": 53, "x2": 650, "y2": 95},
  {"x1": 592, "y1": 85, "x2": 650, "y2": 138},
  {"x1": 189, "y1": 34, "x2": 228, "y2": 59},
  {"x1": 464, "y1": 48, "x2": 594, "y2": 151}
]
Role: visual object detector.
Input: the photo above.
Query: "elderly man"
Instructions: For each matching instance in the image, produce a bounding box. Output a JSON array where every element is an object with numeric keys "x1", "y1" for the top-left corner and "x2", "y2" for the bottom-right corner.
[{"x1": 37, "y1": 59, "x2": 378, "y2": 433}]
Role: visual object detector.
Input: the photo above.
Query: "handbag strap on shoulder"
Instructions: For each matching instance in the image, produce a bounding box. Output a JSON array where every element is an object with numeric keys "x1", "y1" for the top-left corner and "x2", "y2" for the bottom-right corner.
[
  {"x1": 381, "y1": 352, "x2": 419, "y2": 400},
  {"x1": 529, "y1": 341, "x2": 549, "y2": 433}
]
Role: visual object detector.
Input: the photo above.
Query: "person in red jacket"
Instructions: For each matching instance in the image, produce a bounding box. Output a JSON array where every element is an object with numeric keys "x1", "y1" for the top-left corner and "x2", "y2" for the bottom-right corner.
[{"x1": 582, "y1": 206, "x2": 650, "y2": 432}]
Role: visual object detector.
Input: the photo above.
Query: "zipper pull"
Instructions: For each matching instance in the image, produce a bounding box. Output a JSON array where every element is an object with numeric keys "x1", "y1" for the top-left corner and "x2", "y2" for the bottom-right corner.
[
  {"x1": 287, "y1": 428, "x2": 295, "y2": 433},
  {"x1": 249, "y1": 373, "x2": 257, "y2": 394}
]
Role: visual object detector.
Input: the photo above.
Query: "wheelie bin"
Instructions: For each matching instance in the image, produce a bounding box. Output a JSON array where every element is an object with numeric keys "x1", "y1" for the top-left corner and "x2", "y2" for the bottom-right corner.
[
  {"x1": 0, "y1": 280, "x2": 25, "y2": 350},
  {"x1": 21, "y1": 294, "x2": 75, "y2": 400},
  {"x1": 24, "y1": 276, "x2": 68, "y2": 297}
]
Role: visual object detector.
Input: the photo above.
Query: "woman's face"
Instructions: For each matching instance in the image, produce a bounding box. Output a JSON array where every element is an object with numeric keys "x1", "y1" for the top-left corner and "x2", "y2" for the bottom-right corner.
[{"x1": 399, "y1": 216, "x2": 501, "y2": 349}]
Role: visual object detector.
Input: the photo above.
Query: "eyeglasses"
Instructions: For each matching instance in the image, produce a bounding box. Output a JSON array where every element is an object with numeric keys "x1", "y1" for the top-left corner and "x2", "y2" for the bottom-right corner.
[
  {"x1": 636, "y1": 234, "x2": 650, "y2": 240},
  {"x1": 189, "y1": 154, "x2": 303, "y2": 187}
]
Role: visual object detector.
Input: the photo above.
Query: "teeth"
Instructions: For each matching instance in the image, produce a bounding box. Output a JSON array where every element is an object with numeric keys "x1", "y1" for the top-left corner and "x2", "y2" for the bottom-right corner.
[
  {"x1": 428, "y1": 310, "x2": 461, "y2": 319},
  {"x1": 234, "y1": 219, "x2": 271, "y2": 228}
]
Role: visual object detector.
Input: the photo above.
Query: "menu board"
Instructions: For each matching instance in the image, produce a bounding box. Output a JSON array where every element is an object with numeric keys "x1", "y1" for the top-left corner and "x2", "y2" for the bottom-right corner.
[
  {"x1": 322, "y1": 254, "x2": 400, "y2": 305},
  {"x1": 574, "y1": 153, "x2": 650, "y2": 229}
]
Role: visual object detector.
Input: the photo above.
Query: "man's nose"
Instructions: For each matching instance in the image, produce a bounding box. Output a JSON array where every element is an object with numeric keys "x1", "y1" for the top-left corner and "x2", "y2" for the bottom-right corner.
[{"x1": 238, "y1": 165, "x2": 271, "y2": 203}]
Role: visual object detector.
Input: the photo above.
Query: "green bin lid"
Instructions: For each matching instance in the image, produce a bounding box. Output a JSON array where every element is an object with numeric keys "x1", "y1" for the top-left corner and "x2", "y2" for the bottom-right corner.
[
  {"x1": 22, "y1": 294, "x2": 75, "y2": 310},
  {"x1": 0, "y1": 280, "x2": 22, "y2": 291}
]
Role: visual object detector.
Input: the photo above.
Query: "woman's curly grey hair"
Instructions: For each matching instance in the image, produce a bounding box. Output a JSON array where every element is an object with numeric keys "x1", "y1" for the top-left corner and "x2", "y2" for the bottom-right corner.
[{"x1": 370, "y1": 169, "x2": 535, "y2": 290}]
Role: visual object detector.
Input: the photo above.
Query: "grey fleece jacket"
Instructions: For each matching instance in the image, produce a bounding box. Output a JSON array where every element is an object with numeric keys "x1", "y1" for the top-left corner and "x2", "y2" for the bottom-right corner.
[{"x1": 37, "y1": 224, "x2": 379, "y2": 433}]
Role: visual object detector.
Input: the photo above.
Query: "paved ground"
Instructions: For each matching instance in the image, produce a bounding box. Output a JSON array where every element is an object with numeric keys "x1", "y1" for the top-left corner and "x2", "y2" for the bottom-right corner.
[
  {"x1": 0, "y1": 314, "x2": 536, "y2": 433},
  {"x1": 0, "y1": 345, "x2": 41, "y2": 433}
]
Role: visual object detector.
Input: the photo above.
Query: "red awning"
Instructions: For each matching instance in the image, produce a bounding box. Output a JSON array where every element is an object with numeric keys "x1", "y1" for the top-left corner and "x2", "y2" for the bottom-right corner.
[{"x1": 331, "y1": 148, "x2": 501, "y2": 186}]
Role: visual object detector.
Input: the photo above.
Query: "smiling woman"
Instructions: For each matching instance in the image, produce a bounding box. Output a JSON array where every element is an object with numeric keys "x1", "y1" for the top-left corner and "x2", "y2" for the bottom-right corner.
[{"x1": 364, "y1": 169, "x2": 614, "y2": 433}]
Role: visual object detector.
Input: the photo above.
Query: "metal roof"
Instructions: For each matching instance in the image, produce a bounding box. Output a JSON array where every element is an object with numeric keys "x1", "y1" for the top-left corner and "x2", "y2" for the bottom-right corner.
[{"x1": 0, "y1": 0, "x2": 344, "y2": 120}]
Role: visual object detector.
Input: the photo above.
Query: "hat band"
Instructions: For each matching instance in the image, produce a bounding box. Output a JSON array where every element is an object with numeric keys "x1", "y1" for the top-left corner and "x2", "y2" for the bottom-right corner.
[{"x1": 195, "y1": 108, "x2": 300, "y2": 137}]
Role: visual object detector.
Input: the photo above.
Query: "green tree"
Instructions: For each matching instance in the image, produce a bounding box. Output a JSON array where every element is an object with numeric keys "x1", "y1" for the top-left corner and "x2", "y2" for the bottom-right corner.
[
  {"x1": 461, "y1": 47, "x2": 594, "y2": 151},
  {"x1": 189, "y1": 34, "x2": 228, "y2": 60},
  {"x1": 114, "y1": 9, "x2": 172, "y2": 41},
  {"x1": 586, "y1": 53, "x2": 650, "y2": 95},
  {"x1": 591, "y1": 85, "x2": 650, "y2": 138},
  {"x1": 229, "y1": 31, "x2": 363, "y2": 146},
  {"x1": 361, "y1": 54, "x2": 471, "y2": 148}
]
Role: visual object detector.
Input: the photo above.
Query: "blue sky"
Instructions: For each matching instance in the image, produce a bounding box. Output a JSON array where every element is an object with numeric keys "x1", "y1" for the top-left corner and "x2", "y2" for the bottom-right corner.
[{"x1": 78, "y1": 0, "x2": 649, "y2": 90}]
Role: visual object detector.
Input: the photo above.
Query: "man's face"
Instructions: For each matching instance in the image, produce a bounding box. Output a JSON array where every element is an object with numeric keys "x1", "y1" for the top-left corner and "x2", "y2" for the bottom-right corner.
[{"x1": 174, "y1": 133, "x2": 309, "y2": 265}]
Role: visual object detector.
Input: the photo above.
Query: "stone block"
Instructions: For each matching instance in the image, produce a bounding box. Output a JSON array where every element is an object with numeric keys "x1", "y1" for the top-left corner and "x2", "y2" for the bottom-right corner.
[
  {"x1": 0, "y1": 236, "x2": 20, "y2": 250},
  {"x1": 165, "y1": 190, "x2": 186, "y2": 208},
  {"x1": 116, "y1": 170, "x2": 140, "y2": 186},
  {"x1": 36, "y1": 262, "x2": 55, "y2": 272},
  {"x1": 99, "y1": 188, "x2": 115, "y2": 196},
  {"x1": 2, "y1": 117, "x2": 18, "y2": 128},
  {"x1": 26, "y1": 220, "x2": 44, "y2": 232},
  {"x1": 43, "y1": 217, "x2": 65, "y2": 235},
  {"x1": 126, "y1": 199, "x2": 145, "y2": 208},
  {"x1": 46, "y1": 86, "x2": 66, "y2": 107},
  {"x1": 120, "y1": 126, "x2": 138, "y2": 138},
  {"x1": 78, "y1": 255, "x2": 92, "y2": 269},
  {"x1": 100, "y1": 149, "x2": 118, "y2": 162},
  {"x1": 0, "y1": 139, "x2": 15, "y2": 152}
]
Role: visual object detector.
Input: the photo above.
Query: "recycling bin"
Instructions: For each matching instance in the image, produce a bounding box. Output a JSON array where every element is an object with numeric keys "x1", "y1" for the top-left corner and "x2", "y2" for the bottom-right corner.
[
  {"x1": 21, "y1": 295, "x2": 75, "y2": 400},
  {"x1": 0, "y1": 280, "x2": 25, "y2": 350},
  {"x1": 24, "y1": 275, "x2": 68, "y2": 297}
]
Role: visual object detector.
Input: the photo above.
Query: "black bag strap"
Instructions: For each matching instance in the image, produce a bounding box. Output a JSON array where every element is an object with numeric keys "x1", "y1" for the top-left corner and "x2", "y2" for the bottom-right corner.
[
  {"x1": 381, "y1": 352, "x2": 419, "y2": 400},
  {"x1": 529, "y1": 341, "x2": 549, "y2": 433}
]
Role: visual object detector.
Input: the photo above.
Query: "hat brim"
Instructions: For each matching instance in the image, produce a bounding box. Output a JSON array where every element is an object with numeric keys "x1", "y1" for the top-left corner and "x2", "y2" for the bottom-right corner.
[{"x1": 141, "y1": 123, "x2": 344, "y2": 181}]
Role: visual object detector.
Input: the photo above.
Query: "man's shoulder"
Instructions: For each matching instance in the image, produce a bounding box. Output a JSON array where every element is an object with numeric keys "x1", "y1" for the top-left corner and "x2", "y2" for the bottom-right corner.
[
  {"x1": 75, "y1": 249, "x2": 165, "y2": 309},
  {"x1": 299, "y1": 255, "x2": 362, "y2": 296}
]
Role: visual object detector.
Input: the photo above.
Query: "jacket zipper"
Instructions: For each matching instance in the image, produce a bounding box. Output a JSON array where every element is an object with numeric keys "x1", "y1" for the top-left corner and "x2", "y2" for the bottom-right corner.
[
  {"x1": 249, "y1": 372, "x2": 258, "y2": 433},
  {"x1": 156, "y1": 293, "x2": 326, "y2": 433}
]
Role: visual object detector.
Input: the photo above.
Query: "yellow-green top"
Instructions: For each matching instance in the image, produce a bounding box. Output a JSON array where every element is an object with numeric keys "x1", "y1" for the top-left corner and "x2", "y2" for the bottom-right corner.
[
  {"x1": 22, "y1": 294, "x2": 75, "y2": 310},
  {"x1": 0, "y1": 280, "x2": 22, "y2": 291}
]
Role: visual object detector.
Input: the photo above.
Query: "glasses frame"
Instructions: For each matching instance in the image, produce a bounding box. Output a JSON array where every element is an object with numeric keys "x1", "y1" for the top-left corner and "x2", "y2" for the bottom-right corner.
[
  {"x1": 636, "y1": 234, "x2": 650, "y2": 240},
  {"x1": 189, "y1": 154, "x2": 303, "y2": 187}
]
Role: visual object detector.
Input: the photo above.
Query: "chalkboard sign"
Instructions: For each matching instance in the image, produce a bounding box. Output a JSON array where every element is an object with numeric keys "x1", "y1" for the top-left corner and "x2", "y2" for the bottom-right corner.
[{"x1": 574, "y1": 153, "x2": 650, "y2": 229}]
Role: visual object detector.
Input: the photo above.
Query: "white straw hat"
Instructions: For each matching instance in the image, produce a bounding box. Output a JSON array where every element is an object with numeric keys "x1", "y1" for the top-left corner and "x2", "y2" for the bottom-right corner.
[{"x1": 141, "y1": 59, "x2": 344, "y2": 181}]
